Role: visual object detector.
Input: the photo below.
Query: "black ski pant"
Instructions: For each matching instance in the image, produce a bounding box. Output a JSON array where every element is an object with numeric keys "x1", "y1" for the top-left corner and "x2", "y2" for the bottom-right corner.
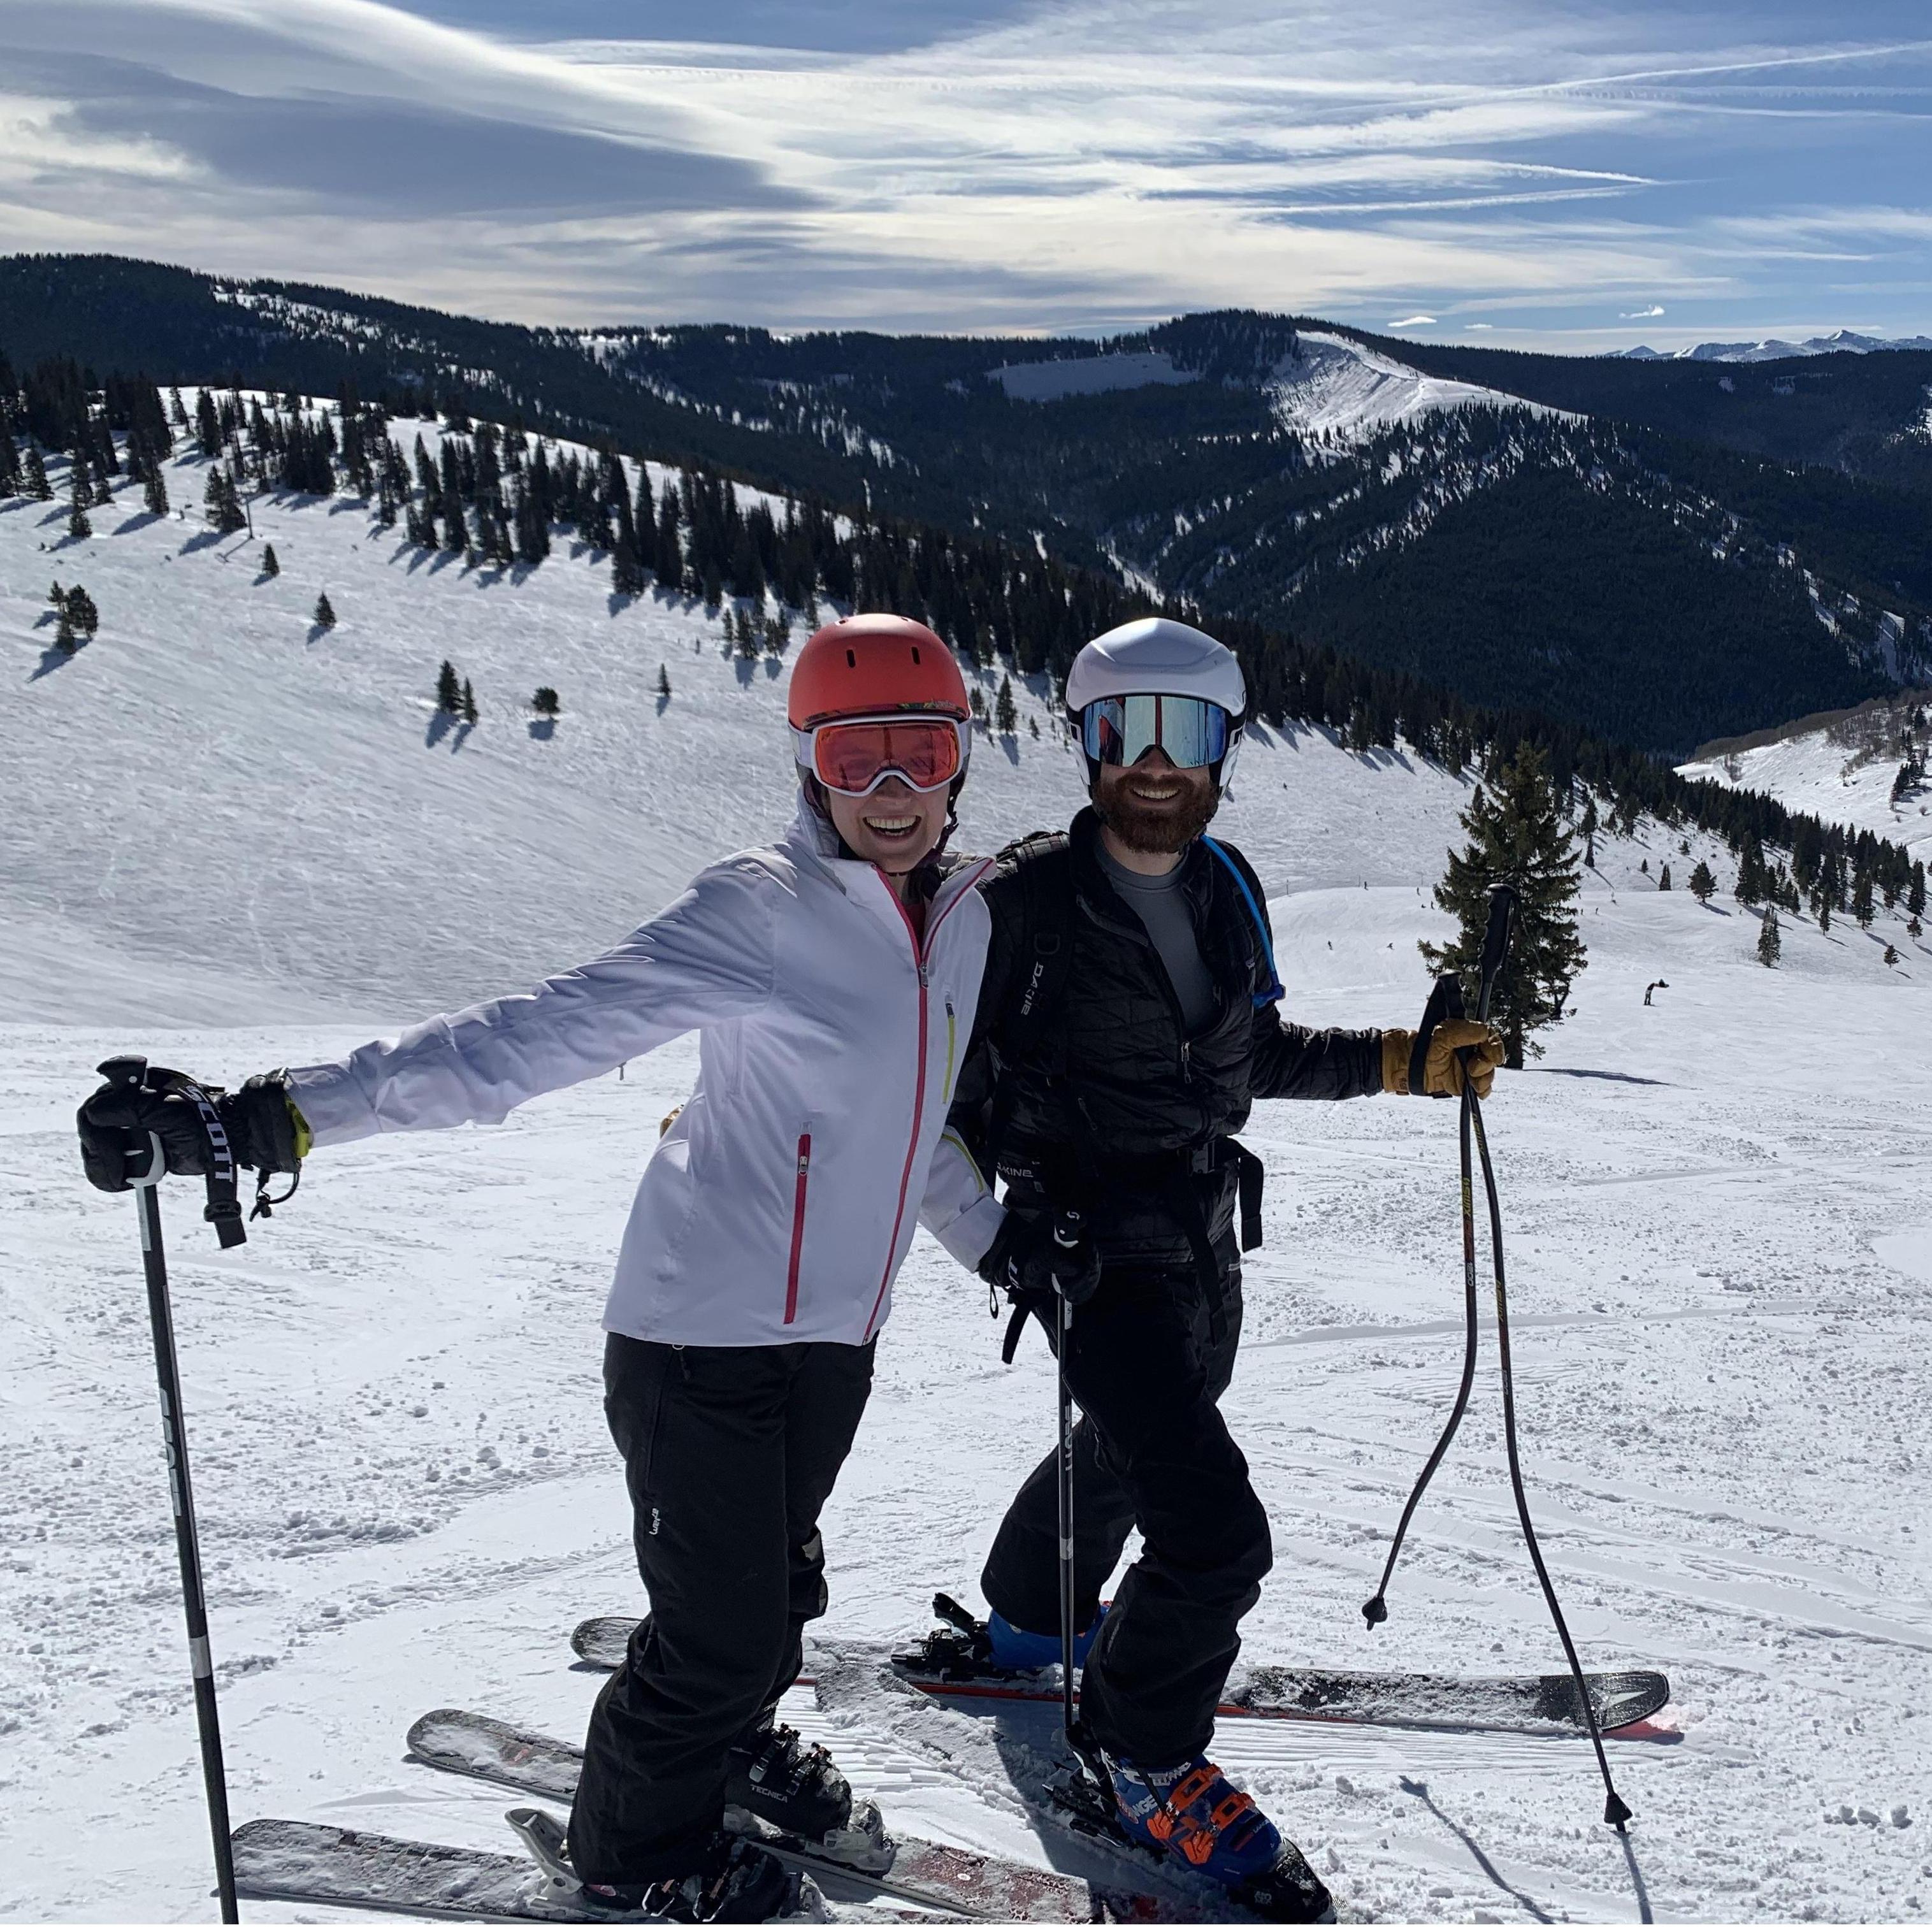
[
  {"x1": 979, "y1": 1247, "x2": 1269, "y2": 1768},
  {"x1": 568, "y1": 1332, "x2": 875, "y2": 1885}
]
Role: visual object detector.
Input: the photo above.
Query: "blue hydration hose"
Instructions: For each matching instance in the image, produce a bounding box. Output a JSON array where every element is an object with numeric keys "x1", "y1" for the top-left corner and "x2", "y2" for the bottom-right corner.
[{"x1": 1201, "y1": 836, "x2": 1285, "y2": 1007}]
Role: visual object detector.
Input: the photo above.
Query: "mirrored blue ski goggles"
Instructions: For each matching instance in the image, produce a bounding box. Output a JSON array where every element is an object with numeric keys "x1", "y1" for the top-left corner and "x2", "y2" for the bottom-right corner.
[{"x1": 1079, "y1": 695, "x2": 1232, "y2": 770}]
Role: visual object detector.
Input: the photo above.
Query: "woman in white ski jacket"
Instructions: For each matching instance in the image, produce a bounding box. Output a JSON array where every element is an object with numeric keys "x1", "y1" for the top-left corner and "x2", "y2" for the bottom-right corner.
[{"x1": 77, "y1": 614, "x2": 1003, "y2": 1923}]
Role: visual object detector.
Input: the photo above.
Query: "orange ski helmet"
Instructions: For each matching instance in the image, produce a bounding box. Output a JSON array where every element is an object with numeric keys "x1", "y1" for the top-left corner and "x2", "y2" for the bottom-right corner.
[{"x1": 787, "y1": 613, "x2": 969, "y2": 730}]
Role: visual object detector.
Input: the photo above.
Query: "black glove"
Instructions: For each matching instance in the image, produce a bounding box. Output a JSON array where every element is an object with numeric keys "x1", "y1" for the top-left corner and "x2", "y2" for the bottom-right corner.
[
  {"x1": 977, "y1": 1206, "x2": 1104, "y2": 1308},
  {"x1": 77, "y1": 1065, "x2": 303, "y2": 1193},
  {"x1": 77, "y1": 1064, "x2": 216, "y2": 1192}
]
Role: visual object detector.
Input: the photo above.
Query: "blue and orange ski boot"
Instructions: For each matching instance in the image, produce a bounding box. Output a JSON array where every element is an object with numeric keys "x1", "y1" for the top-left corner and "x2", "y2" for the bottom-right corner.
[{"x1": 1105, "y1": 1753, "x2": 1334, "y2": 1922}]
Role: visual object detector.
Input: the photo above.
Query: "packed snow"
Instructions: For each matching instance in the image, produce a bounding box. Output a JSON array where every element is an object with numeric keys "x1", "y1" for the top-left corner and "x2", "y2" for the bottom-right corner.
[
  {"x1": 1266, "y1": 334, "x2": 1568, "y2": 451},
  {"x1": 990, "y1": 353, "x2": 1200, "y2": 403},
  {"x1": 3, "y1": 436, "x2": 1931, "y2": 1924}
]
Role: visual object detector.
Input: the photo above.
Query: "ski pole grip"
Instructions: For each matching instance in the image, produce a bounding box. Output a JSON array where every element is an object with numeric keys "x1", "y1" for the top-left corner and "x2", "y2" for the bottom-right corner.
[
  {"x1": 1053, "y1": 1209, "x2": 1085, "y2": 1250},
  {"x1": 1407, "y1": 974, "x2": 1465, "y2": 1099},
  {"x1": 97, "y1": 1054, "x2": 150, "y2": 1089},
  {"x1": 1478, "y1": 884, "x2": 1517, "y2": 1009}
]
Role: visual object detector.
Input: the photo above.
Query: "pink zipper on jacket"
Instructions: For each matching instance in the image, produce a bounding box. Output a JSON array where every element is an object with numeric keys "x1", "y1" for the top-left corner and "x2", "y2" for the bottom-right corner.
[
  {"x1": 783, "y1": 1131, "x2": 811, "y2": 1325},
  {"x1": 863, "y1": 863, "x2": 990, "y2": 1339}
]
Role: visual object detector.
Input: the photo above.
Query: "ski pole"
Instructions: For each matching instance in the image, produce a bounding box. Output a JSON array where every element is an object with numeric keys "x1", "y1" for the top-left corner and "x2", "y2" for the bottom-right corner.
[
  {"x1": 96, "y1": 1056, "x2": 242, "y2": 1920},
  {"x1": 1362, "y1": 884, "x2": 1514, "y2": 1618},
  {"x1": 1360, "y1": 968, "x2": 1478, "y2": 1627},
  {"x1": 1051, "y1": 1211, "x2": 1082, "y2": 1754}
]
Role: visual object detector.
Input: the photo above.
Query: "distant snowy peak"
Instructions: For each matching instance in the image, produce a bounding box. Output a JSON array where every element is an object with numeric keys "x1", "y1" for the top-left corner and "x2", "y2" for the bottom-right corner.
[
  {"x1": 1265, "y1": 330, "x2": 1567, "y2": 448},
  {"x1": 1615, "y1": 330, "x2": 1932, "y2": 363}
]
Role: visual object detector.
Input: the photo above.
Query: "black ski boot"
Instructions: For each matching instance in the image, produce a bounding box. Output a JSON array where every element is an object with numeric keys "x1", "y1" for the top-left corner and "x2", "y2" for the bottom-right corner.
[
  {"x1": 631, "y1": 1834, "x2": 803, "y2": 1924},
  {"x1": 726, "y1": 1720, "x2": 885, "y2": 1864},
  {"x1": 508, "y1": 1808, "x2": 808, "y2": 1922}
]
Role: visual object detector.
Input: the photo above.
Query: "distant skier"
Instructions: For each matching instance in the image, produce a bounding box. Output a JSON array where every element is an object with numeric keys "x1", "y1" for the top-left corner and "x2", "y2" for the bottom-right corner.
[
  {"x1": 934, "y1": 617, "x2": 1504, "y2": 1918},
  {"x1": 76, "y1": 614, "x2": 993, "y2": 1924}
]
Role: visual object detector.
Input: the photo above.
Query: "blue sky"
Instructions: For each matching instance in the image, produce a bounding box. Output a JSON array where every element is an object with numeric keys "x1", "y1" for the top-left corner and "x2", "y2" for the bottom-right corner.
[{"x1": 0, "y1": 0, "x2": 1926, "y2": 348}]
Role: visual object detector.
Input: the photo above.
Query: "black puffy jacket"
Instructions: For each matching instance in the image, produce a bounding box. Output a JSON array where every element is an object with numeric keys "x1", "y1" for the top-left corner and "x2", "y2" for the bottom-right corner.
[{"x1": 948, "y1": 809, "x2": 1386, "y2": 1267}]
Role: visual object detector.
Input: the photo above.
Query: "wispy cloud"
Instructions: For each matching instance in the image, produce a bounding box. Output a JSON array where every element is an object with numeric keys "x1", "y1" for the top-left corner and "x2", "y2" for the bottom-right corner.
[{"x1": 0, "y1": 0, "x2": 1925, "y2": 344}]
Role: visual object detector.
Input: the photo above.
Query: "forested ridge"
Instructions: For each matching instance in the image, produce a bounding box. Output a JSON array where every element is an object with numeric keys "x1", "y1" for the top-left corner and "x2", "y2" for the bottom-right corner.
[{"x1": 7, "y1": 345, "x2": 1917, "y2": 926}]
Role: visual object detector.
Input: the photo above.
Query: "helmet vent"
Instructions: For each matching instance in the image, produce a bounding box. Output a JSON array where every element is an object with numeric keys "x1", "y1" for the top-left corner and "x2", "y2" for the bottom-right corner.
[
  {"x1": 911, "y1": 647, "x2": 922, "y2": 663},
  {"x1": 846, "y1": 649, "x2": 856, "y2": 667}
]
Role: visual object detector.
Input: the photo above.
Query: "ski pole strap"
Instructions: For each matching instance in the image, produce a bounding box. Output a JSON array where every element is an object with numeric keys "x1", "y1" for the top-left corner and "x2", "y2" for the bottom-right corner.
[
  {"x1": 139, "y1": 1067, "x2": 248, "y2": 1250},
  {"x1": 1407, "y1": 972, "x2": 1466, "y2": 1099},
  {"x1": 1230, "y1": 1139, "x2": 1265, "y2": 1252},
  {"x1": 1201, "y1": 837, "x2": 1284, "y2": 1006}
]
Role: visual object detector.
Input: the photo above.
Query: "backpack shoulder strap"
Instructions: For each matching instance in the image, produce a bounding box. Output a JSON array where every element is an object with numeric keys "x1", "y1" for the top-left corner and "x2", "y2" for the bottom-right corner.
[{"x1": 997, "y1": 831, "x2": 1075, "y2": 1065}]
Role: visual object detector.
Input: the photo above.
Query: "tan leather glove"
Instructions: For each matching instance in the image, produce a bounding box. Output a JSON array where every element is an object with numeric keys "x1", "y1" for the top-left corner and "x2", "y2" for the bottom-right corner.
[{"x1": 1380, "y1": 1020, "x2": 1506, "y2": 1097}]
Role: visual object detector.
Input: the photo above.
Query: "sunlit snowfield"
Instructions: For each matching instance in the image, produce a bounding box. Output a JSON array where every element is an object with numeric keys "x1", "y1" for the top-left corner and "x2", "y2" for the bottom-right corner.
[{"x1": 3, "y1": 442, "x2": 1929, "y2": 1922}]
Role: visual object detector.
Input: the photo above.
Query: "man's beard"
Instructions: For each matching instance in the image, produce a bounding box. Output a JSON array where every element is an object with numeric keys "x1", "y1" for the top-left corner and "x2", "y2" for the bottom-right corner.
[{"x1": 1093, "y1": 771, "x2": 1220, "y2": 854}]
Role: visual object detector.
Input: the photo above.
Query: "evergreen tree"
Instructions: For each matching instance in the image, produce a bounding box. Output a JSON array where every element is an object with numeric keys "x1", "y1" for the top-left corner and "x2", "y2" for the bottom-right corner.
[
  {"x1": 143, "y1": 462, "x2": 168, "y2": 517},
  {"x1": 1851, "y1": 868, "x2": 1875, "y2": 928},
  {"x1": 54, "y1": 604, "x2": 76, "y2": 654},
  {"x1": 1734, "y1": 833, "x2": 1768, "y2": 905},
  {"x1": 0, "y1": 429, "x2": 18, "y2": 496},
  {"x1": 459, "y1": 678, "x2": 479, "y2": 726},
  {"x1": 65, "y1": 586, "x2": 98, "y2": 638},
  {"x1": 1756, "y1": 907, "x2": 1780, "y2": 969},
  {"x1": 612, "y1": 535, "x2": 645, "y2": 596},
  {"x1": 1884, "y1": 942, "x2": 1900, "y2": 967},
  {"x1": 262, "y1": 544, "x2": 280, "y2": 579},
  {"x1": 1819, "y1": 898, "x2": 1831, "y2": 935},
  {"x1": 969, "y1": 685, "x2": 989, "y2": 728},
  {"x1": 1689, "y1": 860, "x2": 1716, "y2": 904},
  {"x1": 1419, "y1": 741, "x2": 1585, "y2": 1067},
  {"x1": 657, "y1": 664, "x2": 672, "y2": 700},
  {"x1": 995, "y1": 674, "x2": 1018, "y2": 735},
  {"x1": 532, "y1": 686, "x2": 561, "y2": 719},
  {"x1": 1657, "y1": 863, "x2": 1671, "y2": 891},
  {"x1": 195, "y1": 388, "x2": 222, "y2": 459},
  {"x1": 66, "y1": 465, "x2": 92, "y2": 540},
  {"x1": 1910, "y1": 862, "x2": 1926, "y2": 918},
  {"x1": 314, "y1": 591, "x2": 336, "y2": 630},
  {"x1": 24, "y1": 443, "x2": 52, "y2": 500},
  {"x1": 436, "y1": 661, "x2": 461, "y2": 713},
  {"x1": 1578, "y1": 795, "x2": 1598, "y2": 869}
]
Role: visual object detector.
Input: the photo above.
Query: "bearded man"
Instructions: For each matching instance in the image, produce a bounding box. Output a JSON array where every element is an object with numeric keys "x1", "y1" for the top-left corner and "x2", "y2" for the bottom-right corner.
[{"x1": 934, "y1": 617, "x2": 1503, "y2": 1917}]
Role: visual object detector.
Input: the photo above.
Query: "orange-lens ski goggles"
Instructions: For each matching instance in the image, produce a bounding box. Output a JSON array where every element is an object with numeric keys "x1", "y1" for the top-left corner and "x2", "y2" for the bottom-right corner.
[{"x1": 793, "y1": 716, "x2": 969, "y2": 797}]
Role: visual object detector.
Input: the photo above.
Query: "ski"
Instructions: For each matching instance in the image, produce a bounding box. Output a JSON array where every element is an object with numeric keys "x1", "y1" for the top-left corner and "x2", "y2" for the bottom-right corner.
[
  {"x1": 233, "y1": 1816, "x2": 746, "y2": 1924},
  {"x1": 406, "y1": 1708, "x2": 1173, "y2": 1923},
  {"x1": 570, "y1": 1611, "x2": 1678, "y2": 1741}
]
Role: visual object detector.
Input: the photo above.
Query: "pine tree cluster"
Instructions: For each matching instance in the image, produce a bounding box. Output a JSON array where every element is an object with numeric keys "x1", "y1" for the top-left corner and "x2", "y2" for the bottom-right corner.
[{"x1": 47, "y1": 579, "x2": 99, "y2": 652}]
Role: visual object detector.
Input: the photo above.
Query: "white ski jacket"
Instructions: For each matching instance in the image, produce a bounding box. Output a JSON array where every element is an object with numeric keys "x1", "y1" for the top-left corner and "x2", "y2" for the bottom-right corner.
[{"x1": 285, "y1": 798, "x2": 1006, "y2": 1346}]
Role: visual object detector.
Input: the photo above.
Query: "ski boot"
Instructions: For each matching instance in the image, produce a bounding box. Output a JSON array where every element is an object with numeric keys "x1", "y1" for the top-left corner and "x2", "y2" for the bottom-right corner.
[
  {"x1": 507, "y1": 1805, "x2": 812, "y2": 1922},
  {"x1": 985, "y1": 1604, "x2": 1109, "y2": 1672},
  {"x1": 1104, "y1": 1756, "x2": 1334, "y2": 1924},
  {"x1": 726, "y1": 1721, "x2": 889, "y2": 1870}
]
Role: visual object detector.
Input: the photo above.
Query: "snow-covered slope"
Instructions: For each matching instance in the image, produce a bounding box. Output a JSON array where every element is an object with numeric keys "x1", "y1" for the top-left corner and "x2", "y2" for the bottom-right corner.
[
  {"x1": 1678, "y1": 706, "x2": 1932, "y2": 868},
  {"x1": 1266, "y1": 332, "x2": 1569, "y2": 450},
  {"x1": 4, "y1": 437, "x2": 1931, "y2": 1924}
]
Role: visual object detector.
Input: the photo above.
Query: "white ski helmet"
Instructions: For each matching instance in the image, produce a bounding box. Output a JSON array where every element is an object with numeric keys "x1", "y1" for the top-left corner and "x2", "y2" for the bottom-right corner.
[{"x1": 1064, "y1": 616, "x2": 1247, "y2": 785}]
